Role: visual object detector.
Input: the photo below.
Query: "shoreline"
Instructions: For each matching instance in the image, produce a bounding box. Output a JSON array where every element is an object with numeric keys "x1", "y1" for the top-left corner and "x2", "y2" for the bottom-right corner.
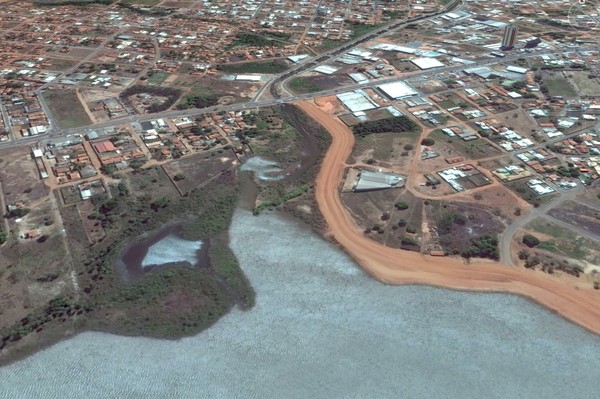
[{"x1": 296, "y1": 99, "x2": 600, "y2": 337}]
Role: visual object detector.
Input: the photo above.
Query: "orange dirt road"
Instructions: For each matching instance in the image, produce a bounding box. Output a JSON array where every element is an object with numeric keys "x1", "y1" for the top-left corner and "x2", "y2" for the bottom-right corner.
[{"x1": 296, "y1": 99, "x2": 600, "y2": 336}]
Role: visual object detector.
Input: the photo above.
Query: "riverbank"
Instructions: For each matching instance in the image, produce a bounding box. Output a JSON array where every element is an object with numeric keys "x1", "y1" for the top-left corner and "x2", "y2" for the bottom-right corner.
[{"x1": 296, "y1": 99, "x2": 600, "y2": 336}]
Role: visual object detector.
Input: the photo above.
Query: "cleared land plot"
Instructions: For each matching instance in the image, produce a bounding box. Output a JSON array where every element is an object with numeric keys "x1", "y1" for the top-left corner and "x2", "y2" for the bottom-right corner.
[
  {"x1": 542, "y1": 78, "x2": 578, "y2": 99},
  {"x1": 548, "y1": 201, "x2": 600, "y2": 237},
  {"x1": 341, "y1": 189, "x2": 422, "y2": 251},
  {"x1": 162, "y1": 151, "x2": 238, "y2": 194},
  {"x1": 526, "y1": 218, "x2": 600, "y2": 265},
  {"x1": 0, "y1": 148, "x2": 48, "y2": 206},
  {"x1": 364, "y1": 108, "x2": 394, "y2": 121},
  {"x1": 44, "y1": 58, "x2": 78, "y2": 71},
  {"x1": 349, "y1": 131, "x2": 420, "y2": 168},
  {"x1": 429, "y1": 130, "x2": 501, "y2": 160},
  {"x1": 409, "y1": 77, "x2": 447, "y2": 94},
  {"x1": 43, "y1": 90, "x2": 92, "y2": 129}
]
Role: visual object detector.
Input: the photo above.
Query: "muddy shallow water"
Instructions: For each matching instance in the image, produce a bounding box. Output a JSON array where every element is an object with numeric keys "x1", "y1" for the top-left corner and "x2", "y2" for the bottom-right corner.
[{"x1": 1, "y1": 209, "x2": 600, "y2": 398}]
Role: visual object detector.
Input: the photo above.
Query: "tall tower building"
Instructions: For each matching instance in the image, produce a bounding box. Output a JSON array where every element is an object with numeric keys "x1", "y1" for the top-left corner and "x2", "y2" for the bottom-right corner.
[{"x1": 501, "y1": 24, "x2": 518, "y2": 50}]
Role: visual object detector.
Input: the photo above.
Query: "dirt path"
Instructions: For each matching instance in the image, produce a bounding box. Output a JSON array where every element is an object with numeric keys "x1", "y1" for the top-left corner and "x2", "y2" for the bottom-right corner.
[{"x1": 296, "y1": 99, "x2": 600, "y2": 337}]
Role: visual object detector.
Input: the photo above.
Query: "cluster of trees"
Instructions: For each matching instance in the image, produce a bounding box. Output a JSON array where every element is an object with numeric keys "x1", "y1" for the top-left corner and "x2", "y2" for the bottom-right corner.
[
  {"x1": 461, "y1": 234, "x2": 499, "y2": 260},
  {"x1": 556, "y1": 165, "x2": 580, "y2": 178},
  {"x1": 421, "y1": 138, "x2": 435, "y2": 146},
  {"x1": 120, "y1": 85, "x2": 181, "y2": 113},
  {"x1": 522, "y1": 234, "x2": 541, "y2": 248},
  {"x1": 394, "y1": 200, "x2": 409, "y2": 210},
  {"x1": 1, "y1": 297, "x2": 93, "y2": 347},
  {"x1": 438, "y1": 211, "x2": 467, "y2": 234},
  {"x1": 177, "y1": 93, "x2": 220, "y2": 110},
  {"x1": 352, "y1": 116, "x2": 419, "y2": 137},
  {"x1": 4, "y1": 208, "x2": 30, "y2": 219}
]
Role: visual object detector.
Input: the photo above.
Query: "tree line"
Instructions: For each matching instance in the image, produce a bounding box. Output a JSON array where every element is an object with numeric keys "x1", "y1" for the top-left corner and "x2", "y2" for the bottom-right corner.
[{"x1": 352, "y1": 116, "x2": 419, "y2": 137}]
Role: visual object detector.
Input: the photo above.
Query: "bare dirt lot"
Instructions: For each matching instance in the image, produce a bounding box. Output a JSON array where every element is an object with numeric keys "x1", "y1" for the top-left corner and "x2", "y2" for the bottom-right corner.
[{"x1": 348, "y1": 131, "x2": 421, "y2": 171}]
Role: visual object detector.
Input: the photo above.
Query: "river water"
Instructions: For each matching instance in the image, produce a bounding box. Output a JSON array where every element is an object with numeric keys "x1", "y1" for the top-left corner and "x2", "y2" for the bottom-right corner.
[{"x1": 1, "y1": 209, "x2": 600, "y2": 398}]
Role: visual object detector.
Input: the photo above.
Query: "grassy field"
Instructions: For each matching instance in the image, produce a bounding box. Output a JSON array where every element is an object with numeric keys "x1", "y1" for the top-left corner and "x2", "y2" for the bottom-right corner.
[
  {"x1": 542, "y1": 78, "x2": 578, "y2": 98},
  {"x1": 287, "y1": 77, "x2": 322, "y2": 94},
  {"x1": 217, "y1": 60, "x2": 289, "y2": 74},
  {"x1": 43, "y1": 89, "x2": 92, "y2": 129},
  {"x1": 349, "y1": 23, "x2": 383, "y2": 40},
  {"x1": 315, "y1": 38, "x2": 345, "y2": 53}
]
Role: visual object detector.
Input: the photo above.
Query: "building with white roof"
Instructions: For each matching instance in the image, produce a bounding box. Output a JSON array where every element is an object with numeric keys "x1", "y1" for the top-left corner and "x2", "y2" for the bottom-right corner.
[
  {"x1": 377, "y1": 81, "x2": 418, "y2": 100},
  {"x1": 411, "y1": 58, "x2": 444, "y2": 70}
]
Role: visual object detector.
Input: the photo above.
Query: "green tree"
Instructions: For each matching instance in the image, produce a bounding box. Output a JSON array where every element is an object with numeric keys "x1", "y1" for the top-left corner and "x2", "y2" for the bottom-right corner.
[
  {"x1": 394, "y1": 200, "x2": 409, "y2": 210},
  {"x1": 421, "y1": 138, "x2": 435, "y2": 146},
  {"x1": 522, "y1": 234, "x2": 540, "y2": 248}
]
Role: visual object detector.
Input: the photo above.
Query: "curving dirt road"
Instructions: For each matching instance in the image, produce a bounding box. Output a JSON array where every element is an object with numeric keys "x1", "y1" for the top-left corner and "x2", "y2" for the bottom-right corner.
[{"x1": 296, "y1": 99, "x2": 600, "y2": 336}]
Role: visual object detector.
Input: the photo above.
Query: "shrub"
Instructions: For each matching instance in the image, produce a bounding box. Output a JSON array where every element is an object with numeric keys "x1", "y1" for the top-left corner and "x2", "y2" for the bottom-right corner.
[
  {"x1": 352, "y1": 116, "x2": 420, "y2": 136},
  {"x1": 522, "y1": 234, "x2": 540, "y2": 248},
  {"x1": 394, "y1": 200, "x2": 409, "y2": 210},
  {"x1": 421, "y1": 138, "x2": 435, "y2": 146}
]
